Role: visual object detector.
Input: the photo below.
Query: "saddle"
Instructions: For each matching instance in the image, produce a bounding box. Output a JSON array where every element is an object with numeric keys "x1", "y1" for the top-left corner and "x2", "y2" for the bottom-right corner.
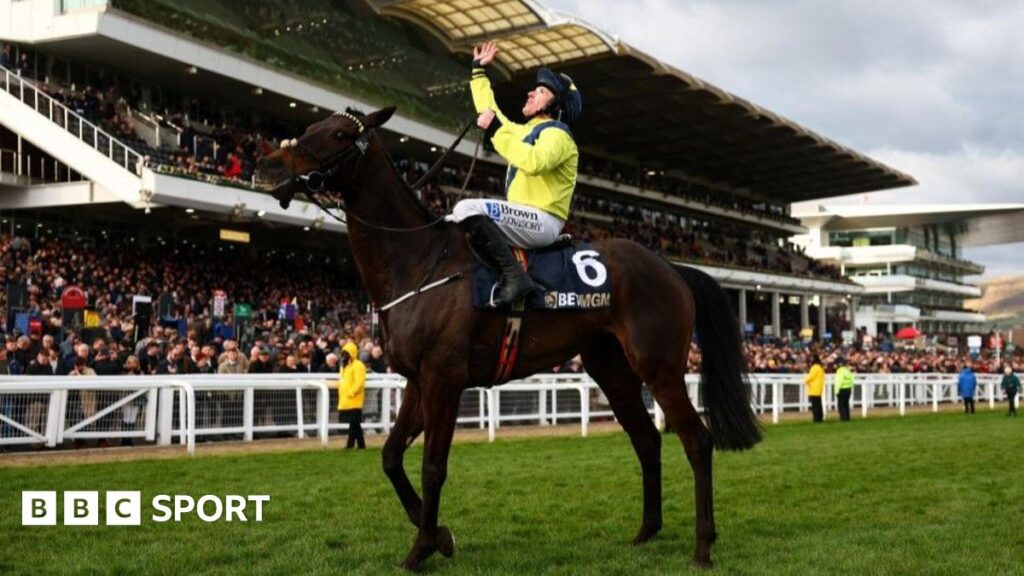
[{"x1": 470, "y1": 240, "x2": 613, "y2": 312}]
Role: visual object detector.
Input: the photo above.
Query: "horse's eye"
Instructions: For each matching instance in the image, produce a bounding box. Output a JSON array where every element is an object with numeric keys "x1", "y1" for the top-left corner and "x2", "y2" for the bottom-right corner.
[{"x1": 336, "y1": 132, "x2": 345, "y2": 139}]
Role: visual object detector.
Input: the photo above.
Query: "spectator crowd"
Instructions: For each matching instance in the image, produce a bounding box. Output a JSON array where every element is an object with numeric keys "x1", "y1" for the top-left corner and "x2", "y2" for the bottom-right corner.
[{"x1": 3, "y1": 226, "x2": 1014, "y2": 384}]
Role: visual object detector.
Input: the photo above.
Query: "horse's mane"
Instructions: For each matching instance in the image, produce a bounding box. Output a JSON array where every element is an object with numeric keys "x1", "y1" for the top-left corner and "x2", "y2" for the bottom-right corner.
[
  {"x1": 346, "y1": 107, "x2": 442, "y2": 227},
  {"x1": 381, "y1": 146, "x2": 443, "y2": 226}
]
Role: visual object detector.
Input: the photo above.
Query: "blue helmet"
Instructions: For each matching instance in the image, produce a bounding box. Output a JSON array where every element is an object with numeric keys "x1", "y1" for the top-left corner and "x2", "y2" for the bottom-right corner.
[{"x1": 535, "y1": 67, "x2": 582, "y2": 126}]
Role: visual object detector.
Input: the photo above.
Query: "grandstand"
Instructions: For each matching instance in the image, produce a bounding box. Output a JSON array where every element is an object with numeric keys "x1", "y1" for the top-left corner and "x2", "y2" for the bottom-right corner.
[
  {"x1": 1, "y1": 0, "x2": 917, "y2": 343},
  {"x1": 792, "y1": 203, "x2": 1024, "y2": 337}
]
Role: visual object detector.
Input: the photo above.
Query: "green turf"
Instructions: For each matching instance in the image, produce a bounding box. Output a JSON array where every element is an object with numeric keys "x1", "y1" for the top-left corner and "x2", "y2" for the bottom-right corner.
[{"x1": 1, "y1": 411, "x2": 1022, "y2": 575}]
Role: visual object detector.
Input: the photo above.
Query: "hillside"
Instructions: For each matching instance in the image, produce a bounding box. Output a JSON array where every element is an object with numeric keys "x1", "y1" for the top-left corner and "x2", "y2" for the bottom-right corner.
[{"x1": 967, "y1": 276, "x2": 1024, "y2": 327}]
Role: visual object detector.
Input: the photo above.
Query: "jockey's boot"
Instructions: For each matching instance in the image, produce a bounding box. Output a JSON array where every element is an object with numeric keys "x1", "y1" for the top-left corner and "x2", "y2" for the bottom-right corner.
[{"x1": 460, "y1": 215, "x2": 539, "y2": 308}]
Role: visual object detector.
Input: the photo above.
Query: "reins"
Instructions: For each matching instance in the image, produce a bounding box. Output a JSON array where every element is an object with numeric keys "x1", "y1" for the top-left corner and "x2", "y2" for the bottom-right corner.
[{"x1": 285, "y1": 116, "x2": 480, "y2": 235}]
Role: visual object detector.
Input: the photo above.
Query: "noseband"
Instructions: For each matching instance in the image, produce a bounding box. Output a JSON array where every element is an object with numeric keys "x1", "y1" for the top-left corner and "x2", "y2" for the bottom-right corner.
[{"x1": 271, "y1": 111, "x2": 373, "y2": 209}]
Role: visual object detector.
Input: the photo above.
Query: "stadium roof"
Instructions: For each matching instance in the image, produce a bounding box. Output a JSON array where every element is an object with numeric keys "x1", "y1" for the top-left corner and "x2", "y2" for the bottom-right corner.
[{"x1": 369, "y1": 0, "x2": 917, "y2": 202}]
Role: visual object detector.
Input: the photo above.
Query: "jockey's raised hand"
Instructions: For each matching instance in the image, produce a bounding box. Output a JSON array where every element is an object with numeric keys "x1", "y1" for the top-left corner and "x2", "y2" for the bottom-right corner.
[
  {"x1": 476, "y1": 109, "x2": 496, "y2": 130},
  {"x1": 473, "y1": 41, "x2": 499, "y2": 67}
]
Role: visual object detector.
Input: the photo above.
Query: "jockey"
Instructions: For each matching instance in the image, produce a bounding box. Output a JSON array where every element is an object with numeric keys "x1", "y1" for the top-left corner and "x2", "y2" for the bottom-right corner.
[{"x1": 446, "y1": 41, "x2": 582, "y2": 308}]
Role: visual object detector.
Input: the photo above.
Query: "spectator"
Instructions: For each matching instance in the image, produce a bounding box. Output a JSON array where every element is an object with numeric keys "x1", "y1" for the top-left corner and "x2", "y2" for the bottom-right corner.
[
  {"x1": 0, "y1": 341, "x2": 11, "y2": 375},
  {"x1": 248, "y1": 347, "x2": 273, "y2": 373},
  {"x1": 25, "y1": 349, "x2": 54, "y2": 375},
  {"x1": 194, "y1": 352, "x2": 214, "y2": 374},
  {"x1": 23, "y1": 350, "x2": 53, "y2": 436},
  {"x1": 14, "y1": 336, "x2": 32, "y2": 370},
  {"x1": 217, "y1": 348, "x2": 247, "y2": 375},
  {"x1": 804, "y1": 354, "x2": 825, "y2": 423},
  {"x1": 139, "y1": 341, "x2": 162, "y2": 375},
  {"x1": 337, "y1": 341, "x2": 366, "y2": 449},
  {"x1": 319, "y1": 353, "x2": 339, "y2": 374},
  {"x1": 218, "y1": 339, "x2": 248, "y2": 372},
  {"x1": 958, "y1": 363, "x2": 978, "y2": 415},
  {"x1": 367, "y1": 345, "x2": 387, "y2": 373},
  {"x1": 1001, "y1": 364, "x2": 1019, "y2": 417},
  {"x1": 120, "y1": 355, "x2": 145, "y2": 446},
  {"x1": 834, "y1": 358, "x2": 855, "y2": 422},
  {"x1": 156, "y1": 345, "x2": 190, "y2": 375},
  {"x1": 93, "y1": 346, "x2": 122, "y2": 376},
  {"x1": 69, "y1": 355, "x2": 97, "y2": 448}
]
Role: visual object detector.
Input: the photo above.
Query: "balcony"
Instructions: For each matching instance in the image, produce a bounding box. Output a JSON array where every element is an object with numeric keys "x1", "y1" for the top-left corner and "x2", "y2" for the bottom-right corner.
[
  {"x1": 857, "y1": 304, "x2": 921, "y2": 323},
  {"x1": 851, "y1": 274, "x2": 915, "y2": 293},
  {"x1": 915, "y1": 278, "x2": 983, "y2": 298},
  {"x1": 923, "y1": 309, "x2": 987, "y2": 324},
  {"x1": 914, "y1": 250, "x2": 986, "y2": 275},
  {"x1": 807, "y1": 244, "x2": 916, "y2": 265}
]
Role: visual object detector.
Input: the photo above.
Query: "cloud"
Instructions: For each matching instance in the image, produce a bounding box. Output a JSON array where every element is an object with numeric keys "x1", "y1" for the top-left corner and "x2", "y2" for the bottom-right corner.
[
  {"x1": 965, "y1": 243, "x2": 1024, "y2": 280},
  {"x1": 544, "y1": 0, "x2": 1024, "y2": 276},
  {"x1": 833, "y1": 144, "x2": 1024, "y2": 204},
  {"x1": 547, "y1": 0, "x2": 1024, "y2": 152}
]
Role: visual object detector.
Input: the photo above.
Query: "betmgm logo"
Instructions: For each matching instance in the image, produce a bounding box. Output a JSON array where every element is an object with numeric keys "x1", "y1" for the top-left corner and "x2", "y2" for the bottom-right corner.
[{"x1": 22, "y1": 491, "x2": 270, "y2": 526}]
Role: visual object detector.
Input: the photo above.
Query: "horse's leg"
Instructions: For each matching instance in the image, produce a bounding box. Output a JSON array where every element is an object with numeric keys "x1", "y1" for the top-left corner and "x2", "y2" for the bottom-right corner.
[
  {"x1": 646, "y1": 375, "x2": 716, "y2": 569},
  {"x1": 581, "y1": 337, "x2": 662, "y2": 544},
  {"x1": 382, "y1": 384, "x2": 424, "y2": 527},
  {"x1": 401, "y1": 377, "x2": 461, "y2": 570}
]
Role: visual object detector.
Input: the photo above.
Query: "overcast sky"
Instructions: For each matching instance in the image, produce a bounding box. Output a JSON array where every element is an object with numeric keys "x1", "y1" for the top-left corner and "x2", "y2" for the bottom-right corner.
[{"x1": 545, "y1": 0, "x2": 1023, "y2": 278}]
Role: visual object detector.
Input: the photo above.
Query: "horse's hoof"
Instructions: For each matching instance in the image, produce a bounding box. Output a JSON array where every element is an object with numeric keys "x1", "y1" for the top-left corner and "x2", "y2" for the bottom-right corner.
[
  {"x1": 691, "y1": 558, "x2": 714, "y2": 570},
  {"x1": 437, "y1": 526, "x2": 456, "y2": 558},
  {"x1": 400, "y1": 544, "x2": 430, "y2": 572},
  {"x1": 400, "y1": 553, "x2": 424, "y2": 572},
  {"x1": 631, "y1": 522, "x2": 662, "y2": 545}
]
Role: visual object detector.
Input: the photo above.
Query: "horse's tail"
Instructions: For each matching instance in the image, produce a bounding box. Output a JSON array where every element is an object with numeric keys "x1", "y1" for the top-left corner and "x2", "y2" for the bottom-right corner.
[{"x1": 676, "y1": 265, "x2": 762, "y2": 451}]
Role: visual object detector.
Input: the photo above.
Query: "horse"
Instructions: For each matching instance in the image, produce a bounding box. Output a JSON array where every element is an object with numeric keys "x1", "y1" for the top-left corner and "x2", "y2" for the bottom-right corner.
[{"x1": 254, "y1": 106, "x2": 762, "y2": 570}]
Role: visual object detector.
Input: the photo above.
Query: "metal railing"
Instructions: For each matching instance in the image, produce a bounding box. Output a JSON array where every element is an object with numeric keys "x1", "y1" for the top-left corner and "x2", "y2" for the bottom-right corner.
[
  {"x1": 0, "y1": 373, "x2": 1010, "y2": 457},
  {"x1": 1, "y1": 65, "x2": 143, "y2": 174}
]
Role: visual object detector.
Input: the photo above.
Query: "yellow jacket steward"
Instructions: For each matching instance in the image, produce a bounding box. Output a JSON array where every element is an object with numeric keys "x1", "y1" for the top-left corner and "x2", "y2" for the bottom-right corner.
[
  {"x1": 337, "y1": 342, "x2": 366, "y2": 411},
  {"x1": 471, "y1": 66, "x2": 578, "y2": 220},
  {"x1": 804, "y1": 364, "x2": 825, "y2": 397},
  {"x1": 834, "y1": 366, "x2": 855, "y2": 391}
]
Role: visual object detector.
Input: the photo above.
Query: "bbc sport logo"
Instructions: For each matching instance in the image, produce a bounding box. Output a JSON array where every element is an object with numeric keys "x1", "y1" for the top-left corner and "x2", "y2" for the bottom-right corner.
[{"x1": 22, "y1": 491, "x2": 270, "y2": 526}]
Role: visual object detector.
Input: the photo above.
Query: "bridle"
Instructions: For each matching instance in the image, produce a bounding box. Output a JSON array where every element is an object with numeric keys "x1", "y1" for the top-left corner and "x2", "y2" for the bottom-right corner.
[
  {"x1": 270, "y1": 111, "x2": 477, "y2": 234},
  {"x1": 270, "y1": 110, "x2": 373, "y2": 204}
]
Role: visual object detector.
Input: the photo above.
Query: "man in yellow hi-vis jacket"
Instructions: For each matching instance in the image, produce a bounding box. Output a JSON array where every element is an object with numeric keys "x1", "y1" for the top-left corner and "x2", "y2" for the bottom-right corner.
[
  {"x1": 834, "y1": 357, "x2": 855, "y2": 422},
  {"x1": 446, "y1": 41, "x2": 582, "y2": 308}
]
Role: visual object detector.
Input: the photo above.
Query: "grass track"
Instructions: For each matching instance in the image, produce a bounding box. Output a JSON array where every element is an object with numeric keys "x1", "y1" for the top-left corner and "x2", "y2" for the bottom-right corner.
[{"x1": 1, "y1": 411, "x2": 1021, "y2": 575}]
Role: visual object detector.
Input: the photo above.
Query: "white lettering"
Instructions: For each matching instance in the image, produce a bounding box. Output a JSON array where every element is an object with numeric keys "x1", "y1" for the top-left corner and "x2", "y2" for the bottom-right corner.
[
  {"x1": 174, "y1": 495, "x2": 195, "y2": 522},
  {"x1": 151, "y1": 495, "x2": 172, "y2": 522},
  {"x1": 249, "y1": 495, "x2": 271, "y2": 522},
  {"x1": 225, "y1": 495, "x2": 248, "y2": 522},
  {"x1": 197, "y1": 495, "x2": 223, "y2": 522}
]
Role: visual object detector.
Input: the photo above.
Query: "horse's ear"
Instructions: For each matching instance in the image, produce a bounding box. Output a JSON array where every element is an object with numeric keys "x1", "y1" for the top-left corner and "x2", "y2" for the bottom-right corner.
[{"x1": 364, "y1": 106, "x2": 396, "y2": 129}]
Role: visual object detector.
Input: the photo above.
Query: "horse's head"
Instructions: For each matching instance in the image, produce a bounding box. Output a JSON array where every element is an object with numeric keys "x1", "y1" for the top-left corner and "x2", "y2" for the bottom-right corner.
[{"x1": 255, "y1": 106, "x2": 396, "y2": 209}]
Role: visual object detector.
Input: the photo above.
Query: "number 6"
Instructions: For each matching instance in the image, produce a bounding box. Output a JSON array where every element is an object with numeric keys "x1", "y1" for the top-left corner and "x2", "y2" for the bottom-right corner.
[{"x1": 572, "y1": 250, "x2": 607, "y2": 287}]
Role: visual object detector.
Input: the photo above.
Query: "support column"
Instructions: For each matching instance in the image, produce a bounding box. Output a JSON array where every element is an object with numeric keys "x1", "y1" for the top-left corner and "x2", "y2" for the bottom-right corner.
[
  {"x1": 738, "y1": 288, "x2": 748, "y2": 333},
  {"x1": 849, "y1": 297, "x2": 858, "y2": 331},
  {"x1": 817, "y1": 294, "x2": 827, "y2": 340},
  {"x1": 771, "y1": 291, "x2": 781, "y2": 338},
  {"x1": 800, "y1": 294, "x2": 810, "y2": 331}
]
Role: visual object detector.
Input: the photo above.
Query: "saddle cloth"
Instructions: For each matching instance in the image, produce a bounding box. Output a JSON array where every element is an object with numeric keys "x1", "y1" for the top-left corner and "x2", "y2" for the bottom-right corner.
[{"x1": 471, "y1": 243, "x2": 612, "y2": 311}]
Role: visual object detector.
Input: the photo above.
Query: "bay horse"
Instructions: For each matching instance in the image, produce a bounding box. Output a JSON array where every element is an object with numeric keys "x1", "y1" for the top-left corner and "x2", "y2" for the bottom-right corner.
[{"x1": 254, "y1": 107, "x2": 761, "y2": 570}]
